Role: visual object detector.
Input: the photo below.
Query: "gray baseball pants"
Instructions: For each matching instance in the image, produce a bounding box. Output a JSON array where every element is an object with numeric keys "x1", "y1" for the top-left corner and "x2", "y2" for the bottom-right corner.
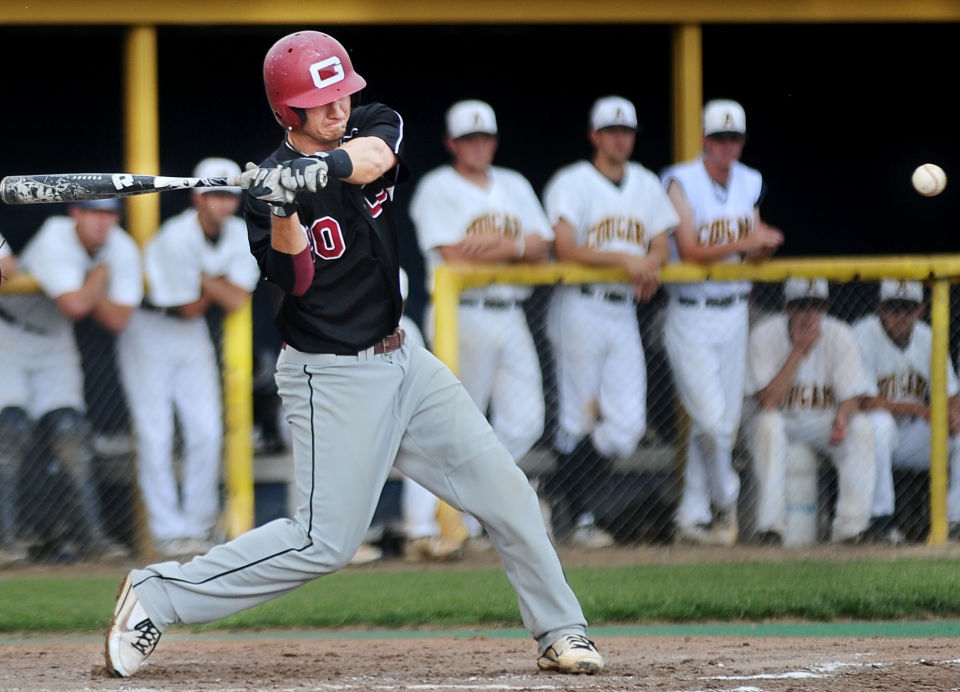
[{"x1": 132, "y1": 342, "x2": 587, "y2": 654}]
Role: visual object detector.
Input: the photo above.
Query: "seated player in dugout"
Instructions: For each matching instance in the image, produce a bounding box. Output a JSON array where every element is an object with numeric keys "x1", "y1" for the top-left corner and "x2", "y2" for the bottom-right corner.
[
  {"x1": 745, "y1": 278, "x2": 887, "y2": 546},
  {"x1": 0, "y1": 199, "x2": 140, "y2": 563},
  {"x1": 856, "y1": 279, "x2": 960, "y2": 542}
]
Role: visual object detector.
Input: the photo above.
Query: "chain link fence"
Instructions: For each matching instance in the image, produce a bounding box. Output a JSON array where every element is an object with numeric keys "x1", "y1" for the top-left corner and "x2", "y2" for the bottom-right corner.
[
  {"x1": 431, "y1": 268, "x2": 960, "y2": 550},
  {"x1": 3, "y1": 267, "x2": 959, "y2": 567}
]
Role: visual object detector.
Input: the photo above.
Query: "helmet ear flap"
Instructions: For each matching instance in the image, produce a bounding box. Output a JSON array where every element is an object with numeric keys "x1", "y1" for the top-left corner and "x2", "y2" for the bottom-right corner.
[{"x1": 290, "y1": 106, "x2": 307, "y2": 129}]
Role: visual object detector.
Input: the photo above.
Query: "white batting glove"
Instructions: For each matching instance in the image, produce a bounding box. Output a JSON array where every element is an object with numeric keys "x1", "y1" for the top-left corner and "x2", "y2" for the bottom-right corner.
[
  {"x1": 248, "y1": 166, "x2": 296, "y2": 206},
  {"x1": 239, "y1": 162, "x2": 261, "y2": 190},
  {"x1": 279, "y1": 158, "x2": 329, "y2": 193}
]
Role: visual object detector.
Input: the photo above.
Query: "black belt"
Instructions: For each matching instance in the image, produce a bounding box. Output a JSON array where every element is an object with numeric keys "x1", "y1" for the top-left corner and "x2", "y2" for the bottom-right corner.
[
  {"x1": 140, "y1": 302, "x2": 185, "y2": 319},
  {"x1": 677, "y1": 293, "x2": 750, "y2": 308},
  {"x1": 459, "y1": 298, "x2": 525, "y2": 310},
  {"x1": 0, "y1": 304, "x2": 47, "y2": 335},
  {"x1": 580, "y1": 286, "x2": 632, "y2": 303}
]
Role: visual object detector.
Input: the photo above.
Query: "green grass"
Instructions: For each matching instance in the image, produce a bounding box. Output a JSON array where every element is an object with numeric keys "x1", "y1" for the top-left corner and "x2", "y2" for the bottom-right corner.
[{"x1": 3, "y1": 559, "x2": 960, "y2": 633}]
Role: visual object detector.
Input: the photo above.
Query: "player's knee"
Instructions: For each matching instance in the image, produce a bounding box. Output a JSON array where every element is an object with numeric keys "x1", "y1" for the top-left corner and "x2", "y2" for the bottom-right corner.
[
  {"x1": 0, "y1": 406, "x2": 32, "y2": 465},
  {"x1": 867, "y1": 409, "x2": 897, "y2": 447},
  {"x1": 37, "y1": 407, "x2": 93, "y2": 471}
]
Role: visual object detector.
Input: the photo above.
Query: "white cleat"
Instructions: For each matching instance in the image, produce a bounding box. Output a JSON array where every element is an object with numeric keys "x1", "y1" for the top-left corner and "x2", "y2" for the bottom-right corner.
[
  {"x1": 104, "y1": 573, "x2": 161, "y2": 677},
  {"x1": 537, "y1": 633, "x2": 604, "y2": 674}
]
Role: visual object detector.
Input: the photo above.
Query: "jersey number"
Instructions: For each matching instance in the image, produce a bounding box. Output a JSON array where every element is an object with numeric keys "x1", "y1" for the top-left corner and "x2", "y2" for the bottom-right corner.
[{"x1": 309, "y1": 217, "x2": 346, "y2": 260}]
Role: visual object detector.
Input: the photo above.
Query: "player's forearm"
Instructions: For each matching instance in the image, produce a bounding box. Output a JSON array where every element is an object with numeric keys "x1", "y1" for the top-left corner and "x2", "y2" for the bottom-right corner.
[
  {"x1": 55, "y1": 268, "x2": 109, "y2": 321},
  {"x1": 91, "y1": 301, "x2": 133, "y2": 333},
  {"x1": 200, "y1": 275, "x2": 250, "y2": 313},
  {"x1": 340, "y1": 137, "x2": 397, "y2": 184},
  {"x1": 755, "y1": 350, "x2": 805, "y2": 410}
]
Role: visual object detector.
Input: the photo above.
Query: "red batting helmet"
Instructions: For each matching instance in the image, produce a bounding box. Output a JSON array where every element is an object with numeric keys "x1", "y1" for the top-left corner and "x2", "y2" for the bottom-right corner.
[{"x1": 263, "y1": 31, "x2": 367, "y2": 131}]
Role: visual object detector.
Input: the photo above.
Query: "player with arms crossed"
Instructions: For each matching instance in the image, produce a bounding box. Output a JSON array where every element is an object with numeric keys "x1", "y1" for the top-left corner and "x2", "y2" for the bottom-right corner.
[
  {"x1": 856, "y1": 279, "x2": 960, "y2": 541},
  {"x1": 105, "y1": 30, "x2": 603, "y2": 678},
  {"x1": 410, "y1": 99, "x2": 551, "y2": 551},
  {"x1": 542, "y1": 96, "x2": 679, "y2": 547},
  {"x1": 661, "y1": 99, "x2": 784, "y2": 546}
]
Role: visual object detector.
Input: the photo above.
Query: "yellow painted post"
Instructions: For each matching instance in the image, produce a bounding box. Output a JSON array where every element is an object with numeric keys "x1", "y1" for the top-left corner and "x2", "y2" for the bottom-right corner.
[
  {"x1": 123, "y1": 26, "x2": 160, "y2": 250},
  {"x1": 432, "y1": 266, "x2": 461, "y2": 376},
  {"x1": 429, "y1": 265, "x2": 468, "y2": 544},
  {"x1": 671, "y1": 24, "x2": 703, "y2": 164},
  {"x1": 123, "y1": 26, "x2": 160, "y2": 558},
  {"x1": 222, "y1": 300, "x2": 255, "y2": 538},
  {"x1": 928, "y1": 278, "x2": 949, "y2": 545}
]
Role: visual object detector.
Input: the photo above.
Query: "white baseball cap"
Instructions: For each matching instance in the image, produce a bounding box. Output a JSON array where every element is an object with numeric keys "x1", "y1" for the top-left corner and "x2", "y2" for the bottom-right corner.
[
  {"x1": 879, "y1": 279, "x2": 923, "y2": 303},
  {"x1": 446, "y1": 100, "x2": 498, "y2": 139},
  {"x1": 399, "y1": 266, "x2": 409, "y2": 301},
  {"x1": 703, "y1": 99, "x2": 746, "y2": 136},
  {"x1": 590, "y1": 96, "x2": 638, "y2": 131},
  {"x1": 784, "y1": 277, "x2": 829, "y2": 303},
  {"x1": 193, "y1": 157, "x2": 242, "y2": 195}
]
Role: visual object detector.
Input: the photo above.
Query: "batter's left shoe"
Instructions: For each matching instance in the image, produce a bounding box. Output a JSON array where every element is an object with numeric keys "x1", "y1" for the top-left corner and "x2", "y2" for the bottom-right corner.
[
  {"x1": 538, "y1": 634, "x2": 604, "y2": 674},
  {"x1": 711, "y1": 507, "x2": 739, "y2": 547},
  {"x1": 105, "y1": 572, "x2": 161, "y2": 677}
]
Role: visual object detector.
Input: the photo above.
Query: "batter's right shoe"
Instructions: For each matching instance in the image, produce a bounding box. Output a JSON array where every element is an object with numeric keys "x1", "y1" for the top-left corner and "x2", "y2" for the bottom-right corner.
[
  {"x1": 105, "y1": 572, "x2": 161, "y2": 677},
  {"x1": 537, "y1": 634, "x2": 604, "y2": 674}
]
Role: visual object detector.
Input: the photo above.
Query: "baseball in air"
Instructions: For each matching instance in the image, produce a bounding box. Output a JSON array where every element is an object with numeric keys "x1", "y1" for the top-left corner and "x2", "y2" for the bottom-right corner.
[{"x1": 911, "y1": 163, "x2": 947, "y2": 196}]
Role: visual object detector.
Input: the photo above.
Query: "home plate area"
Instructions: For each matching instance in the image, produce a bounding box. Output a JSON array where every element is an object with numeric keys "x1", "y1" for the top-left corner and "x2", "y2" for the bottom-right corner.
[{"x1": 0, "y1": 634, "x2": 958, "y2": 690}]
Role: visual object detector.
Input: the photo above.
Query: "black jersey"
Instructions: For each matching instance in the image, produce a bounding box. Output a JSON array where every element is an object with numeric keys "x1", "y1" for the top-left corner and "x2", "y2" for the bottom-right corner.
[{"x1": 245, "y1": 103, "x2": 406, "y2": 354}]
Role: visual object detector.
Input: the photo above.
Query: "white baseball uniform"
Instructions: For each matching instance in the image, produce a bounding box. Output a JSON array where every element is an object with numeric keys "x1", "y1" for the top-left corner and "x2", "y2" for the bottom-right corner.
[
  {"x1": 542, "y1": 160, "x2": 678, "y2": 458},
  {"x1": 116, "y1": 207, "x2": 260, "y2": 543},
  {"x1": 853, "y1": 314, "x2": 960, "y2": 523},
  {"x1": 660, "y1": 158, "x2": 762, "y2": 528},
  {"x1": 0, "y1": 216, "x2": 142, "y2": 419},
  {"x1": 746, "y1": 313, "x2": 877, "y2": 540},
  {"x1": 411, "y1": 164, "x2": 550, "y2": 462}
]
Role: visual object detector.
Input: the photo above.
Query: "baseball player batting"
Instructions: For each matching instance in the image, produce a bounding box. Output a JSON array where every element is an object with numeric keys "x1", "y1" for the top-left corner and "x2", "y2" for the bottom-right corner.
[
  {"x1": 105, "y1": 30, "x2": 603, "y2": 678},
  {"x1": 660, "y1": 99, "x2": 784, "y2": 546}
]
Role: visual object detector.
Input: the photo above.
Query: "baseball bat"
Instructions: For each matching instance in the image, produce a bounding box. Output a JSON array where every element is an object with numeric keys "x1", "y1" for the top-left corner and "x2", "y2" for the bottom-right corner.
[{"x1": 0, "y1": 172, "x2": 244, "y2": 205}]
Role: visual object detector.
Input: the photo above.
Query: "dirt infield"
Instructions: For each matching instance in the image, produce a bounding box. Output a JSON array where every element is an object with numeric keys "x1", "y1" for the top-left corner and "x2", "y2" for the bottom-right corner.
[
  {"x1": 3, "y1": 544, "x2": 960, "y2": 690},
  {"x1": 1, "y1": 634, "x2": 958, "y2": 690}
]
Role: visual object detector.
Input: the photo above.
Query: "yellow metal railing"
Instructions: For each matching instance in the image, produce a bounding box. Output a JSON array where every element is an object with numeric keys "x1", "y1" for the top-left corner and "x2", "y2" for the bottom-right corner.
[{"x1": 433, "y1": 255, "x2": 960, "y2": 545}]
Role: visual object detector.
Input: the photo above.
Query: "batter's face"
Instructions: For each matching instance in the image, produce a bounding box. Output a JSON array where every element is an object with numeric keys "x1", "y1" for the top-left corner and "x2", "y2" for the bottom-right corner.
[
  {"x1": 878, "y1": 300, "x2": 923, "y2": 345},
  {"x1": 590, "y1": 126, "x2": 636, "y2": 165},
  {"x1": 70, "y1": 208, "x2": 119, "y2": 254},
  {"x1": 703, "y1": 133, "x2": 746, "y2": 170},
  {"x1": 290, "y1": 96, "x2": 352, "y2": 152},
  {"x1": 447, "y1": 133, "x2": 498, "y2": 175}
]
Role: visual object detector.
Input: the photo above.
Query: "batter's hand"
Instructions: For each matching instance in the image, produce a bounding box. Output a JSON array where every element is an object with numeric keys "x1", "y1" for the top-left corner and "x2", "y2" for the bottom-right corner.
[
  {"x1": 247, "y1": 165, "x2": 297, "y2": 207},
  {"x1": 279, "y1": 158, "x2": 329, "y2": 193}
]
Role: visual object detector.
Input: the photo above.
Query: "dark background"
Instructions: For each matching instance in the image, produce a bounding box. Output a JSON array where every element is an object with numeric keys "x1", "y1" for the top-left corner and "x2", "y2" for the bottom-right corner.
[{"x1": 1, "y1": 23, "x2": 957, "y2": 328}]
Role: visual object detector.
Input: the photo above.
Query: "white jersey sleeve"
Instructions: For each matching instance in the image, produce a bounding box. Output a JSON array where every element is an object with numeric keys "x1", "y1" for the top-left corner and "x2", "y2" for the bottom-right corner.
[
  {"x1": 101, "y1": 228, "x2": 144, "y2": 307},
  {"x1": 145, "y1": 209, "x2": 206, "y2": 307},
  {"x1": 823, "y1": 317, "x2": 876, "y2": 402},
  {"x1": 410, "y1": 166, "x2": 468, "y2": 253},
  {"x1": 201, "y1": 216, "x2": 260, "y2": 292},
  {"x1": 745, "y1": 314, "x2": 790, "y2": 396},
  {"x1": 20, "y1": 216, "x2": 91, "y2": 299}
]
